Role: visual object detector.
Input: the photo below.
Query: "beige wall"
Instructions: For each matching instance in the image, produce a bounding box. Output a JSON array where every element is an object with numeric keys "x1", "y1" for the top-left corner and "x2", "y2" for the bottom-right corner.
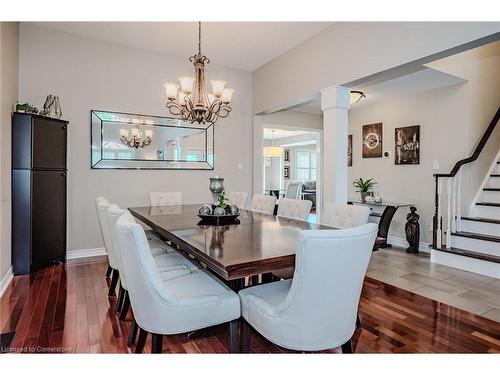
[
  {"x1": 18, "y1": 24, "x2": 253, "y2": 253},
  {"x1": 253, "y1": 22, "x2": 500, "y2": 114},
  {"x1": 0, "y1": 22, "x2": 19, "y2": 282},
  {"x1": 348, "y1": 83, "x2": 469, "y2": 244}
]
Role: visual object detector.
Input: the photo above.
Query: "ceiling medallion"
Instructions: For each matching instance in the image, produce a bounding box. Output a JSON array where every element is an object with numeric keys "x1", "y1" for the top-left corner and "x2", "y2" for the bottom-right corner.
[{"x1": 164, "y1": 22, "x2": 234, "y2": 125}]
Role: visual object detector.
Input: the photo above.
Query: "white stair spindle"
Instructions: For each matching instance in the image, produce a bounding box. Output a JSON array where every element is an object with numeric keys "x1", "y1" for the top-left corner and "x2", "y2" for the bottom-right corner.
[
  {"x1": 436, "y1": 178, "x2": 443, "y2": 247},
  {"x1": 451, "y1": 176, "x2": 457, "y2": 233},
  {"x1": 456, "y1": 170, "x2": 462, "y2": 232},
  {"x1": 446, "y1": 178, "x2": 452, "y2": 249}
]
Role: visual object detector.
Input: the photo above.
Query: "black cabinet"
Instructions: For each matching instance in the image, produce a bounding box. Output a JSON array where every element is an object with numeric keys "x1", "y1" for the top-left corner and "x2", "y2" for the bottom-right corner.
[{"x1": 12, "y1": 113, "x2": 68, "y2": 275}]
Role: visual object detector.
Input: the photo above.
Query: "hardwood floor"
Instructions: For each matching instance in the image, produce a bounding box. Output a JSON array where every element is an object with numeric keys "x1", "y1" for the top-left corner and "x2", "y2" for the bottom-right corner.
[{"x1": 1, "y1": 260, "x2": 500, "y2": 354}]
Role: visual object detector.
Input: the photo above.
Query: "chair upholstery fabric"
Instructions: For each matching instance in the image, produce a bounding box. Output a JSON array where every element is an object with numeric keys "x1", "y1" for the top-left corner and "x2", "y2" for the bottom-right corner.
[
  {"x1": 277, "y1": 198, "x2": 312, "y2": 221},
  {"x1": 149, "y1": 192, "x2": 183, "y2": 207},
  {"x1": 227, "y1": 191, "x2": 249, "y2": 209},
  {"x1": 250, "y1": 194, "x2": 277, "y2": 215},
  {"x1": 96, "y1": 198, "x2": 118, "y2": 270},
  {"x1": 284, "y1": 181, "x2": 303, "y2": 199},
  {"x1": 321, "y1": 202, "x2": 370, "y2": 229},
  {"x1": 239, "y1": 224, "x2": 377, "y2": 351},
  {"x1": 115, "y1": 213, "x2": 240, "y2": 334}
]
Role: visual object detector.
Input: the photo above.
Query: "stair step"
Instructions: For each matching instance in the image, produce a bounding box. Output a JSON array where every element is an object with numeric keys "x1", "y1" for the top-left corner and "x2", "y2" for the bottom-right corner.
[
  {"x1": 484, "y1": 188, "x2": 500, "y2": 191},
  {"x1": 476, "y1": 202, "x2": 500, "y2": 207},
  {"x1": 451, "y1": 231, "x2": 500, "y2": 243},
  {"x1": 431, "y1": 245, "x2": 500, "y2": 264},
  {"x1": 462, "y1": 216, "x2": 500, "y2": 225},
  {"x1": 490, "y1": 174, "x2": 500, "y2": 177}
]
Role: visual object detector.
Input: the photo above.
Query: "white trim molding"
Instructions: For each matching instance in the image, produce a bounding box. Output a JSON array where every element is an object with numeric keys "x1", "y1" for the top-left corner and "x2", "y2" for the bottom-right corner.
[
  {"x1": 0, "y1": 266, "x2": 14, "y2": 298},
  {"x1": 387, "y1": 235, "x2": 430, "y2": 253},
  {"x1": 66, "y1": 247, "x2": 107, "y2": 260}
]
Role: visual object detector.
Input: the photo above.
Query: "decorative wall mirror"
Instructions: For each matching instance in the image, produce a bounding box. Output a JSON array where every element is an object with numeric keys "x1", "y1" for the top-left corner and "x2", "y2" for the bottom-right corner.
[{"x1": 91, "y1": 110, "x2": 214, "y2": 170}]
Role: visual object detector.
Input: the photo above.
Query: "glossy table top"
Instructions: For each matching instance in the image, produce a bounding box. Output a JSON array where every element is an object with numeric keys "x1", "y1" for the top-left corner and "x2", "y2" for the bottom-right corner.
[{"x1": 129, "y1": 204, "x2": 334, "y2": 280}]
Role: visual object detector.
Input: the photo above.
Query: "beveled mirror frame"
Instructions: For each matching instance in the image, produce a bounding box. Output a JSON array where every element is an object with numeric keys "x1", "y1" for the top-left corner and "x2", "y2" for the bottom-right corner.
[{"x1": 91, "y1": 110, "x2": 214, "y2": 170}]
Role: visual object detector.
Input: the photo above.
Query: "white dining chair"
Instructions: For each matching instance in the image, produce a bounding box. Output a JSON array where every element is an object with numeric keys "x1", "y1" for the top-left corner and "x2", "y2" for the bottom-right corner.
[
  {"x1": 115, "y1": 212, "x2": 241, "y2": 353},
  {"x1": 284, "y1": 181, "x2": 303, "y2": 199},
  {"x1": 227, "y1": 191, "x2": 249, "y2": 209},
  {"x1": 149, "y1": 192, "x2": 183, "y2": 207},
  {"x1": 105, "y1": 204, "x2": 198, "y2": 325},
  {"x1": 277, "y1": 197, "x2": 312, "y2": 221},
  {"x1": 250, "y1": 194, "x2": 277, "y2": 215},
  {"x1": 239, "y1": 224, "x2": 378, "y2": 353},
  {"x1": 321, "y1": 202, "x2": 370, "y2": 228}
]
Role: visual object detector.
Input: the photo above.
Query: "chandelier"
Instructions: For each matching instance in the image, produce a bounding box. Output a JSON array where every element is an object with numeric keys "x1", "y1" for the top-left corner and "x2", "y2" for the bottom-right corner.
[
  {"x1": 164, "y1": 22, "x2": 234, "y2": 125},
  {"x1": 120, "y1": 124, "x2": 153, "y2": 149}
]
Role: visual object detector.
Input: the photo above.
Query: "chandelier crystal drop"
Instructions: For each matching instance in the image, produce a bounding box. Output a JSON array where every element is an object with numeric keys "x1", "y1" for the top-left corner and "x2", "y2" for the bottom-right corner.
[{"x1": 164, "y1": 22, "x2": 234, "y2": 125}]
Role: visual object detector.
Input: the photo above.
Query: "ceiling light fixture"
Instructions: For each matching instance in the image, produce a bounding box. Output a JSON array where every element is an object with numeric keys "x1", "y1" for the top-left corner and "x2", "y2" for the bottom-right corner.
[
  {"x1": 350, "y1": 90, "x2": 366, "y2": 105},
  {"x1": 263, "y1": 130, "x2": 284, "y2": 157},
  {"x1": 164, "y1": 22, "x2": 234, "y2": 125}
]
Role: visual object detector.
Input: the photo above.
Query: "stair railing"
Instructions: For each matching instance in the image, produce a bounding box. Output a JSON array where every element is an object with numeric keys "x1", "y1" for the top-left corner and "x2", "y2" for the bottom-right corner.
[{"x1": 432, "y1": 106, "x2": 500, "y2": 248}]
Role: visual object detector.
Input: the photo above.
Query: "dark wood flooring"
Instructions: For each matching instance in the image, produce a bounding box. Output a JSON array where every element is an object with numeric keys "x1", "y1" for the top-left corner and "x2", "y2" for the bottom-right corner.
[{"x1": 1, "y1": 260, "x2": 500, "y2": 354}]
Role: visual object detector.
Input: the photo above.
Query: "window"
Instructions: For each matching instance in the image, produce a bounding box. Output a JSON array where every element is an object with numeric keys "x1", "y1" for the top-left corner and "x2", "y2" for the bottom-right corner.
[{"x1": 295, "y1": 150, "x2": 317, "y2": 181}]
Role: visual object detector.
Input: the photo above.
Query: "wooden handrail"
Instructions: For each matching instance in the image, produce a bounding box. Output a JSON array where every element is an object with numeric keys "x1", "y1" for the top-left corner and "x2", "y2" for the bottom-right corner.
[
  {"x1": 432, "y1": 106, "x2": 500, "y2": 247},
  {"x1": 434, "y1": 106, "x2": 500, "y2": 178}
]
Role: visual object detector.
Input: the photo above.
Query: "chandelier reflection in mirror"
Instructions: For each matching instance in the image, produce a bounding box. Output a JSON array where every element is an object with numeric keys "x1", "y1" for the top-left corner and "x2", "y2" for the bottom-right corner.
[
  {"x1": 120, "y1": 122, "x2": 153, "y2": 149},
  {"x1": 164, "y1": 22, "x2": 234, "y2": 125}
]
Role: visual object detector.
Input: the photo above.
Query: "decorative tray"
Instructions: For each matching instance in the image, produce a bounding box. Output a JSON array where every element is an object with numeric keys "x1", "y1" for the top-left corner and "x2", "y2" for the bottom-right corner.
[{"x1": 197, "y1": 213, "x2": 240, "y2": 226}]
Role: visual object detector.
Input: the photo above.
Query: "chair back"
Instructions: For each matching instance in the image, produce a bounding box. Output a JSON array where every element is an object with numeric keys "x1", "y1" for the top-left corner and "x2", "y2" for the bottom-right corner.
[
  {"x1": 149, "y1": 192, "x2": 183, "y2": 207},
  {"x1": 321, "y1": 202, "x2": 370, "y2": 228},
  {"x1": 278, "y1": 224, "x2": 377, "y2": 349},
  {"x1": 95, "y1": 198, "x2": 117, "y2": 270},
  {"x1": 105, "y1": 204, "x2": 128, "y2": 289},
  {"x1": 250, "y1": 194, "x2": 277, "y2": 215},
  {"x1": 277, "y1": 198, "x2": 312, "y2": 221},
  {"x1": 285, "y1": 181, "x2": 302, "y2": 199},
  {"x1": 115, "y1": 213, "x2": 181, "y2": 331},
  {"x1": 227, "y1": 191, "x2": 248, "y2": 209}
]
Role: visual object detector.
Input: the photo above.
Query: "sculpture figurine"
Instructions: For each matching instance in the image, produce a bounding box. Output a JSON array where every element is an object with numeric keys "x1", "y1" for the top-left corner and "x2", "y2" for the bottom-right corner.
[{"x1": 405, "y1": 206, "x2": 420, "y2": 254}]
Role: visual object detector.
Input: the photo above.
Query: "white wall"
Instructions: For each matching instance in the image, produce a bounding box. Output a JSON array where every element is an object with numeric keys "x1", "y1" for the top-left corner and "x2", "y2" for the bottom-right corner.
[
  {"x1": 253, "y1": 22, "x2": 500, "y2": 114},
  {"x1": 18, "y1": 24, "x2": 253, "y2": 253},
  {"x1": 0, "y1": 22, "x2": 19, "y2": 284}
]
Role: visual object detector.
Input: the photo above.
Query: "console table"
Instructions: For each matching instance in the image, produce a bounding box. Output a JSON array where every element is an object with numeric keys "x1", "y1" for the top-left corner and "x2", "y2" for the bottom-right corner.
[{"x1": 348, "y1": 200, "x2": 418, "y2": 252}]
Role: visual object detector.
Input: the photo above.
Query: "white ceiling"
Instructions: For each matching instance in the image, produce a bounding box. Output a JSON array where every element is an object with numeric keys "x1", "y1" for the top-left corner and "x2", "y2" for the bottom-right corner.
[
  {"x1": 263, "y1": 128, "x2": 309, "y2": 140},
  {"x1": 28, "y1": 22, "x2": 332, "y2": 72},
  {"x1": 290, "y1": 68, "x2": 466, "y2": 115}
]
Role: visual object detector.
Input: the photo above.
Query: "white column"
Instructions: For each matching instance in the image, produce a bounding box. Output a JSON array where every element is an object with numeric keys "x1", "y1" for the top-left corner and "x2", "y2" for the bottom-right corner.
[
  {"x1": 252, "y1": 115, "x2": 264, "y2": 196},
  {"x1": 321, "y1": 85, "x2": 350, "y2": 207}
]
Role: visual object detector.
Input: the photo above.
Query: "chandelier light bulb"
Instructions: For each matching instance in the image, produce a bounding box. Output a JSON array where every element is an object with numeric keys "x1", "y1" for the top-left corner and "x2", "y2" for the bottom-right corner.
[
  {"x1": 210, "y1": 80, "x2": 226, "y2": 97},
  {"x1": 178, "y1": 76, "x2": 195, "y2": 94},
  {"x1": 145, "y1": 129, "x2": 153, "y2": 138},
  {"x1": 221, "y1": 88, "x2": 234, "y2": 104},
  {"x1": 207, "y1": 93, "x2": 216, "y2": 105},
  {"x1": 178, "y1": 91, "x2": 188, "y2": 106},
  {"x1": 164, "y1": 83, "x2": 180, "y2": 100},
  {"x1": 120, "y1": 129, "x2": 128, "y2": 137}
]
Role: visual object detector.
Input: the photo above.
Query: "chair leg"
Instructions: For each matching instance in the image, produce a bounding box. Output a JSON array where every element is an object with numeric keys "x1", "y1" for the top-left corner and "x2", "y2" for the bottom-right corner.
[
  {"x1": 128, "y1": 319, "x2": 138, "y2": 347},
  {"x1": 341, "y1": 338, "x2": 353, "y2": 354},
  {"x1": 115, "y1": 285, "x2": 125, "y2": 314},
  {"x1": 240, "y1": 319, "x2": 250, "y2": 353},
  {"x1": 106, "y1": 265, "x2": 112, "y2": 278},
  {"x1": 135, "y1": 328, "x2": 148, "y2": 353},
  {"x1": 119, "y1": 291, "x2": 130, "y2": 321},
  {"x1": 356, "y1": 314, "x2": 362, "y2": 329},
  {"x1": 229, "y1": 319, "x2": 239, "y2": 353},
  {"x1": 151, "y1": 333, "x2": 163, "y2": 354},
  {"x1": 108, "y1": 269, "x2": 119, "y2": 296}
]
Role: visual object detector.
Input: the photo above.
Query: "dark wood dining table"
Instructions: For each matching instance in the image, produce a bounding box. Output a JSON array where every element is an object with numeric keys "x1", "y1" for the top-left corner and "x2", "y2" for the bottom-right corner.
[{"x1": 128, "y1": 204, "x2": 333, "y2": 288}]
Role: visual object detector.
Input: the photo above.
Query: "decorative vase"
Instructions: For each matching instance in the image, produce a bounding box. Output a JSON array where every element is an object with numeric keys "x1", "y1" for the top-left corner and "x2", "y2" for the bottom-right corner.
[
  {"x1": 361, "y1": 192, "x2": 370, "y2": 203},
  {"x1": 209, "y1": 176, "x2": 224, "y2": 205}
]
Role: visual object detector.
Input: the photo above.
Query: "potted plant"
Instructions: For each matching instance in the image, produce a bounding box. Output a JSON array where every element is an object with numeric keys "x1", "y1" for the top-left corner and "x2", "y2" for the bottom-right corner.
[{"x1": 353, "y1": 178, "x2": 377, "y2": 203}]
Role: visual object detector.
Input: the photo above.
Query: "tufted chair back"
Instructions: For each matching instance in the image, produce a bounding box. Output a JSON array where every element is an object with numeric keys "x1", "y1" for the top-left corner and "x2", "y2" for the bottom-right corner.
[
  {"x1": 105, "y1": 204, "x2": 129, "y2": 289},
  {"x1": 250, "y1": 194, "x2": 277, "y2": 215},
  {"x1": 278, "y1": 224, "x2": 378, "y2": 350},
  {"x1": 227, "y1": 191, "x2": 249, "y2": 209},
  {"x1": 95, "y1": 198, "x2": 117, "y2": 270},
  {"x1": 285, "y1": 181, "x2": 302, "y2": 199},
  {"x1": 277, "y1": 198, "x2": 312, "y2": 221},
  {"x1": 149, "y1": 192, "x2": 183, "y2": 207},
  {"x1": 321, "y1": 202, "x2": 370, "y2": 229}
]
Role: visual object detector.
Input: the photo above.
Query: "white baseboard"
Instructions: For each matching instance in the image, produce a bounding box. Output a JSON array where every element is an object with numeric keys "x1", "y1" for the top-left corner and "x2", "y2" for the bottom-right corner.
[
  {"x1": 387, "y1": 235, "x2": 430, "y2": 253},
  {"x1": 67, "y1": 247, "x2": 107, "y2": 260},
  {"x1": 0, "y1": 266, "x2": 14, "y2": 298}
]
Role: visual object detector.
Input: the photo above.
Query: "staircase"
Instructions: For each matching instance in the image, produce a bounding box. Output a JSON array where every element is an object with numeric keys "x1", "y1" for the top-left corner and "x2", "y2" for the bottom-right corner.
[{"x1": 431, "y1": 108, "x2": 500, "y2": 278}]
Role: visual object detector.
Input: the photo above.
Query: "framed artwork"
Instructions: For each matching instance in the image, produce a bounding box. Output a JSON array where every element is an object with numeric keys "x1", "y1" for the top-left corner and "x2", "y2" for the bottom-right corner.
[
  {"x1": 395, "y1": 125, "x2": 420, "y2": 165},
  {"x1": 347, "y1": 134, "x2": 353, "y2": 166},
  {"x1": 284, "y1": 166, "x2": 290, "y2": 179},
  {"x1": 362, "y1": 123, "x2": 383, "y2": 158},
  {"x1": 284, "y1": 149, "x2": 290, "y2": 162}
]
